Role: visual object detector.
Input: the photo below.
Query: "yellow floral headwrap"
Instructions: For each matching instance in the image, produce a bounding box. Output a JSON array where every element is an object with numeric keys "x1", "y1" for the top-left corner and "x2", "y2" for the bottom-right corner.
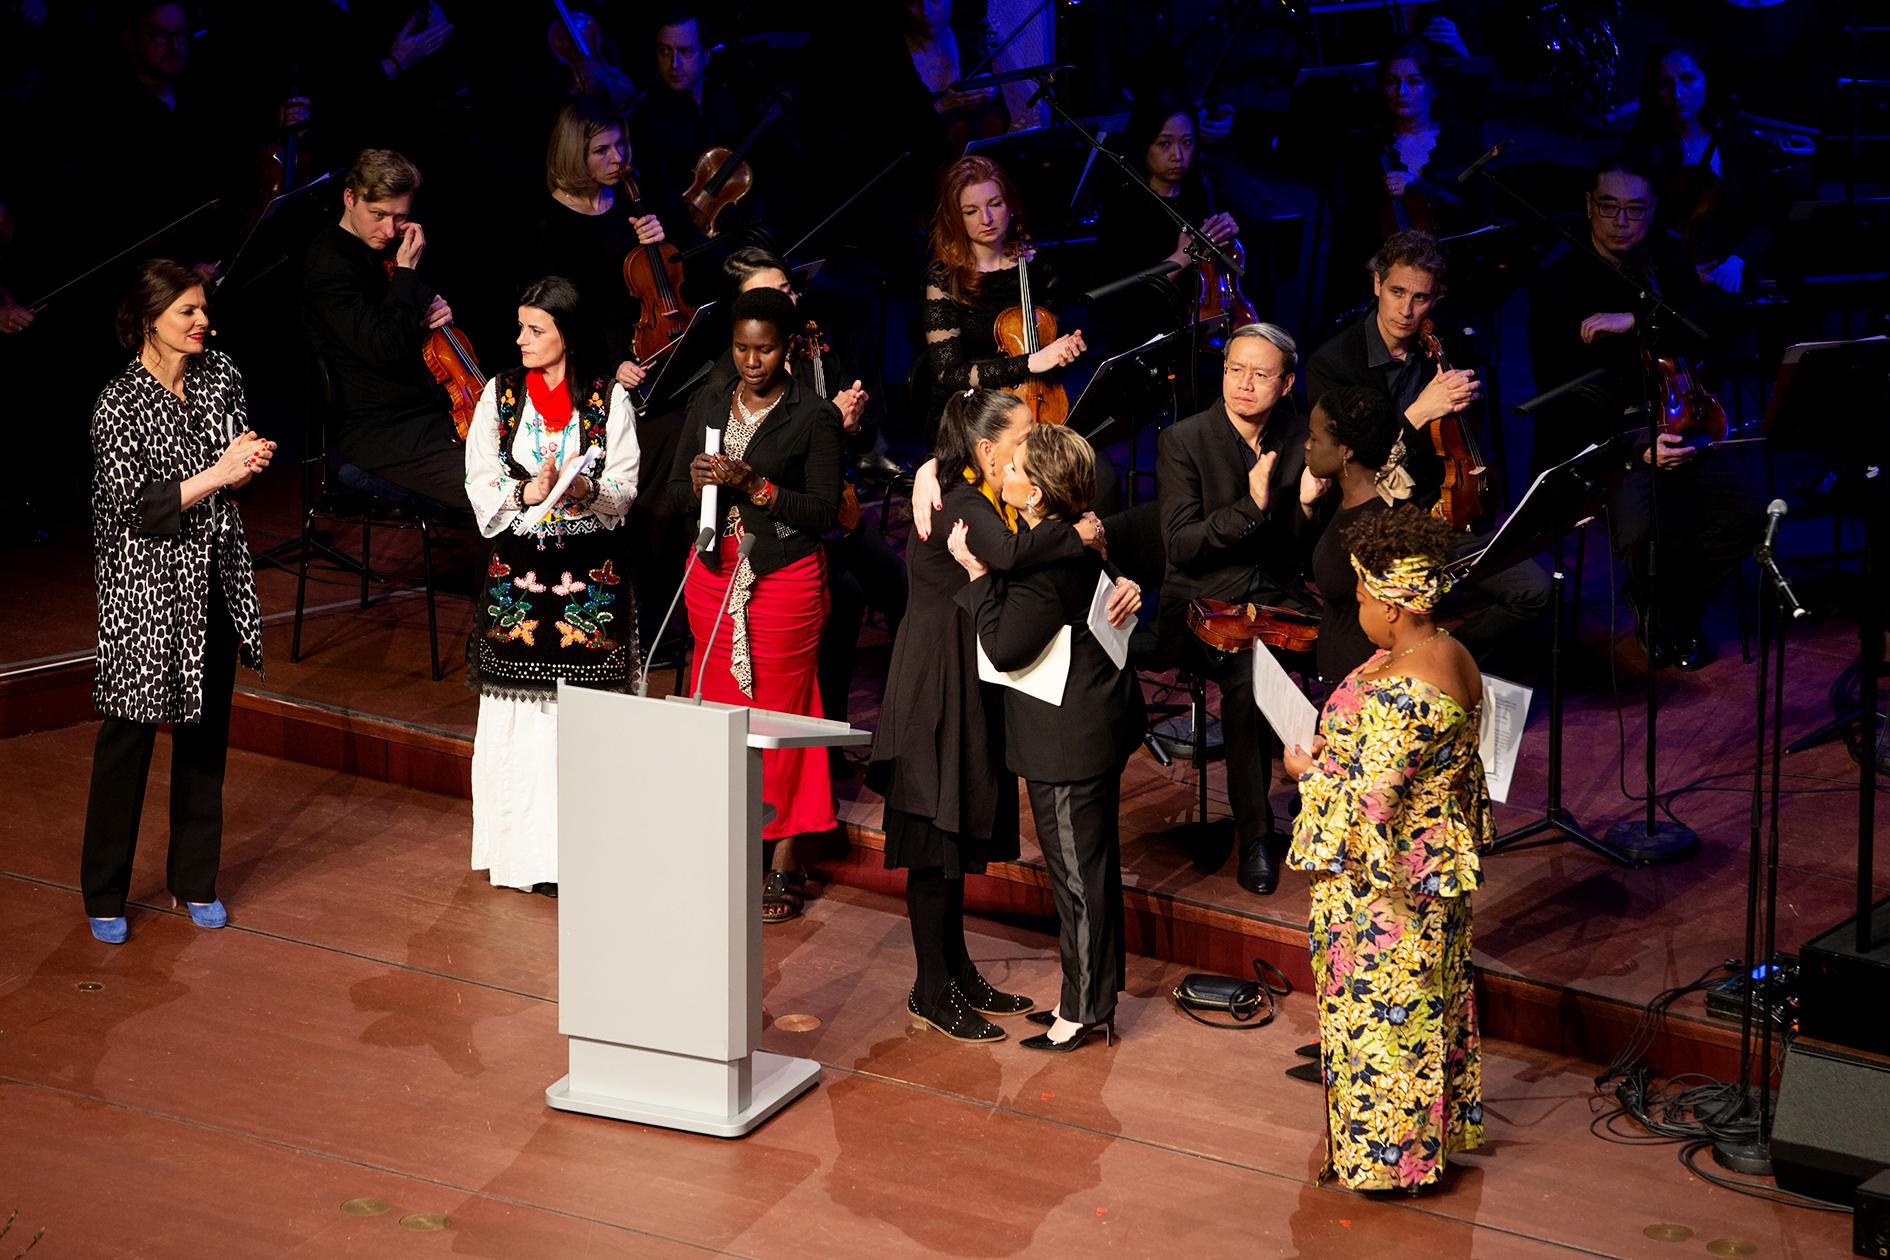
[{"x1": 1350, "y1": 550, "x2": 1452, "y2": 613}]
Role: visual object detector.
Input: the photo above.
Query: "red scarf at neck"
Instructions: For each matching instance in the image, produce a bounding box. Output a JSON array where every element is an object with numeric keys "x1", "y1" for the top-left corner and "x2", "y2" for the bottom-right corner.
[{"x1": 526, "y1": 368, "x2": 574, "y2": 431}]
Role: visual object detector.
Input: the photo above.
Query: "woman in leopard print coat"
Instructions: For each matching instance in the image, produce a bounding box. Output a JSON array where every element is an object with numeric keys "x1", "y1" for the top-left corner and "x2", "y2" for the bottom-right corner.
[{"x1": 80, "y1": 260, "x2": 274, "y2": 944}]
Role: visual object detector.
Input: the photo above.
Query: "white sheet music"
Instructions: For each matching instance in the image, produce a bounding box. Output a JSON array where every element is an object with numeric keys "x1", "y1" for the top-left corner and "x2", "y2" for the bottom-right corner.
[
  {"x1": 1087, "y1": 573, "x2": 1132, "y2": 670},
  {"x1": 1477, "y1": 673, "x2": 1532, "y2": 805},
  {"x1": 976, "y1": 627, "x2": 1073, "y2": 706},
  {"x1": 520, "y1": 444, "x2": 603, "y2": 530},
  {"x1": 1252, "y1": 643, "x2": 1319, "y2": 753}
]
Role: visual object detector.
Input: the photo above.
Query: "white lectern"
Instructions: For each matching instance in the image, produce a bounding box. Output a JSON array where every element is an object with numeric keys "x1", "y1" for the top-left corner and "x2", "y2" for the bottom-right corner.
[{"x1": 545, "y1": 685, "x2": 871, "y2": 1137}]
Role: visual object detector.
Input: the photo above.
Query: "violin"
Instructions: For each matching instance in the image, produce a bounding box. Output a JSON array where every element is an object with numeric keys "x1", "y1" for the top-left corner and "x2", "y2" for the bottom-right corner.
[
  {"x1": 1417, "y1": 320, "x2": 1490, "y2": 532},
  {"x1": 1380, "y1": 148, "x2": 1436, "y2": 237},
  {"x1": 992, "y1": 242, "x2": 1069, "y2": 425},
  {"x1": 547, "y1": 1, "x2": 636, "y2": 114},
  {"x1": 385, "y1": 257, "x2": 486, "y2": 441},
  {"x1": 1187, "y1": 598, "x2": 1319, "y2": 656},
  {"x1": 682, "y1": 96, "x2": 786, "y2": 239},
  {"x1": 1646, "y1": 350, "x2": 1728, "y2": 447},
  {"x1": 794, "y1": 318, "x2": 831, "y2": 398},
  {"x1": 1194, "y1": 236, "x2": 1257, "y2": 332},
  {"x1": 617, "y1": 177, "x2": 691, "y2": 368}
]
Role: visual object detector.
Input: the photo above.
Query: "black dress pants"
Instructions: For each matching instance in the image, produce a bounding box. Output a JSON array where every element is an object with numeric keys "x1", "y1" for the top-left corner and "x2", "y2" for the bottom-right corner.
[
  {"x1": 80, "y1": 580, "x2": 239, "y2": 917},
  {"x1": 1607, "y1": 448, "x2": 1765, "y2": 634},
  {"x1": 1190, "y1": 640, "x2": 1280, "y2": 843},
  {"x1": 1025, "y1": 773, "x2": 1126, "y2": 1026}
]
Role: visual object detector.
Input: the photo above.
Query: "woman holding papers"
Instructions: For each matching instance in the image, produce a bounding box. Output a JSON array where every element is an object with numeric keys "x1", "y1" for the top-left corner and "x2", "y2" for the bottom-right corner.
[
  {"x1": 948, "y1": 424, "x2": 1146, "y2": 1053},
  {"x1": 465, "y1": 276, "x2": 641, "y2": 896},
  {"x1": 1282, "y1": 504, "x2": 1490, "y2": 1191},
  {"x1": 872, "y1": 388, "x2": 1132, "y2": 1043},
  {"x1": 670, "y1": 287, "x2": 845, "y2": 855}
]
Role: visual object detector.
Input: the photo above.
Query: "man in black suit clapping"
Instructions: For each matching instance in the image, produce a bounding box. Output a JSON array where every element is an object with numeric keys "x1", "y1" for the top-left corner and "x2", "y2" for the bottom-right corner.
[{"x1": 1155, "y1": 323, "x2": 1323, "y2": 896}]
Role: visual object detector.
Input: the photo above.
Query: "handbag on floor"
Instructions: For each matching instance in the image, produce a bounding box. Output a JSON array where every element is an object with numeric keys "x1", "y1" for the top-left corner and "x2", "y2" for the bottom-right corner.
[{"x1": 1172, "y1": 958, "x2": 1293, "y2": 1029}]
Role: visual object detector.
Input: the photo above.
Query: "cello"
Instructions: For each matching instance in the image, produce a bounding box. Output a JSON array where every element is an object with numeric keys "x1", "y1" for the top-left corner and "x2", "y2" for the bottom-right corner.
[
  {"x1": 616, "y1": 176, "x2": 692, "y2": 368},
  {"x1": 1417, "y1": 319, "x2": 1490, "y2": 531},
  {"x1": 992, "y1": 243, "x2": 1069, "y2": 425},
  {"x1": 386, "y1": 258, "x2": 486, "y2": 441}
]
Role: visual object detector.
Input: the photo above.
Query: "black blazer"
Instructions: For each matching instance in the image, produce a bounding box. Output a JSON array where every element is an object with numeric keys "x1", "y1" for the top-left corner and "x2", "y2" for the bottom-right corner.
[
  {"x1": 956, "y1": 549, "x2": 1146, "y2": 785},
  {"x1": 666, "y1": 371, "x2": 844, "y2": 576},
  {"x1": 1154, "y1": 400, "x2": 1313, "y2": 656}
]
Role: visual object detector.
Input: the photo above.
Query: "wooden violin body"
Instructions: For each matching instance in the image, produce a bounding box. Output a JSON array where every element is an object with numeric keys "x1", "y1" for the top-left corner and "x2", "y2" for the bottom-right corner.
[
  {"x1": 1194, "y1": 237, "x2": 1257, "y2": 330},
  {"x1": 1648, "y1": 351, "x2": 1728, "y2": 445},
  {"x1": 992, "y1": 248, "x2": 1069, "y2": 425},
  {"x1": 386, "y1": 257, "x2": 485, "y2": 441},
  {"x1": 1187, "y1": 598, "x2": 1319, "y2": 655},
  {"x1": 1380, "y1": 149, "x2": 1436, "y2": 237},
  {"x1": 682, "y1": 98, "x2": 786, "y2": 239},
  {"x1": 617, "y1": 179, "x2": 692, "y2": 366},
  {"x1": 1418, "y1": 320, "x2": 1490, "y2": 531}
]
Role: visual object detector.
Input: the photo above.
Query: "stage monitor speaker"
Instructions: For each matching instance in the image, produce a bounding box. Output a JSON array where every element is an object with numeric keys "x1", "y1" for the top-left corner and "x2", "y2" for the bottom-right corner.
[
  {"x1": 1798, "y1": 896, "x2": 1890, "y2": 1056},
  {"x1": 1770, "y1": 1037, "x2": 1890, "y2": 1207},
  {"x1": 1857, "y1": 1169, "x2": 1890, "y2": 1259}
]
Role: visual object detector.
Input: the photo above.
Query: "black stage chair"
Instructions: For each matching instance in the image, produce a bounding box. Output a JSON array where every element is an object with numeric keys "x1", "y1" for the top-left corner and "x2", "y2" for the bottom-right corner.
[{"x1": 290, "y1": 355, "x2": 466, "y2": 681}]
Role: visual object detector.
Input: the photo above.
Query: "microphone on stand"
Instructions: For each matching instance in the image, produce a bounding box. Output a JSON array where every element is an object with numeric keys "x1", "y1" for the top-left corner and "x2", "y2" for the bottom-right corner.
[
  {"x1": 1077, "y1": 259, "x2": 1183, "y2": 305},
  {"x1": 1457, "y1": 139, "x2": 1512, "y2": 186},
  {"x1": 1761, "y1": 498, "x2": 1787, "y2": 551},
  {"x1": 637, "y1": 526, "x2": 716, "y2": 697},
  {"x1": 693, "y1": 532, "x2": 757, "y2": 703}
]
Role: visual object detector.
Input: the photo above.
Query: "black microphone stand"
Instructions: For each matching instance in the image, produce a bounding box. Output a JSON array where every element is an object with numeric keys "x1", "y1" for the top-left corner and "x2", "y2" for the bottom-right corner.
[
  {"x1": 1711, "y1": 532, "x2": 1805, "y2": 1174},
  {"x1": 1467, "y1": 158, "x2": 1704, "y2": 865}
]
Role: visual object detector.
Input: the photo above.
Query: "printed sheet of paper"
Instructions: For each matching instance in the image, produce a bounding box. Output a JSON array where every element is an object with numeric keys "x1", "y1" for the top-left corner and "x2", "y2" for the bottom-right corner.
[
  {"x1": 520, "y1": 444, "x2": 604, "y2": 530},
  {"x1": 1251, "y1": 642, "x2": 1319, "y2": 753},
  {"x1": 695, "y1": 428, "x2": 723, "y2": 539},
  {"x1": 1477, "y1": 673, "x2": 1532, "y2": 805},
  {"x1": 977, "y1": 626, "x2": 1073, "y2": 706},
  {"x1": 1086, "y1": 573, "x2": 1132, "y2": 670}
]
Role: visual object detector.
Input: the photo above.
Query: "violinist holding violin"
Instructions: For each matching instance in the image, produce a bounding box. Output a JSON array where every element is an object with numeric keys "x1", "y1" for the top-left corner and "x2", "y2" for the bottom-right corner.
[
  {"x1": 300, "y1": 148, "x2": 467, "y2": 514},
  {"x1": 1156, "y1": 322, "x2": 1322, "y2": 897},
  {"x1": 1526, "y1": 154, "x2": 1762, "y2": 672},
  {"x1": 534, "y1": 97, "x2": 666, "y2": 391}
]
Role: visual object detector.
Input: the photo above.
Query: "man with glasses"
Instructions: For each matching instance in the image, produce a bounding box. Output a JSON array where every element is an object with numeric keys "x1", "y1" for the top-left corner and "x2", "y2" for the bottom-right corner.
[
  {"x1": 1527, "y1": 154, "x2": 1762, "y2": 670},
  {"x1": 1156, "y1": 322, "x2": 1322, "y2": 895}
]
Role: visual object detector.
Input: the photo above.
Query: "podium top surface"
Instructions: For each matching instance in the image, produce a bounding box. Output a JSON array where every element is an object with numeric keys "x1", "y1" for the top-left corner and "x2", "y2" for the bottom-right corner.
[{"x1": 655, "y1": 693, "x2": 873, "y2": 749}]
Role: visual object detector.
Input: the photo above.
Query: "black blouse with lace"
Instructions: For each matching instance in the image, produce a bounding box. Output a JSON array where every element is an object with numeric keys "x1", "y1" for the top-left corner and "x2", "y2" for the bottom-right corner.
[{"x1": 920, "y1": 257, "x2": 1061, "y2": 403}]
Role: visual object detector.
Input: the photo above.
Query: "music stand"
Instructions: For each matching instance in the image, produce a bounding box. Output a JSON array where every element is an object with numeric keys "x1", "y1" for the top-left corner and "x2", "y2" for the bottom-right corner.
[
  {"x1": 214, "y1": 172, "x2": 336, "y2": 297},
  {"x1": 1765, "y1": 337, "x2": 1888, "y2": 955},
  {"x1": 1065, "y1": 324, "x2": 1209, "y2": 501},
  {"x1": 1456, "y1": 433, "x2": 1640, "y2": 866},
  {"x1": 638, "y1": 300, "x2": 723, "y2": 413}
]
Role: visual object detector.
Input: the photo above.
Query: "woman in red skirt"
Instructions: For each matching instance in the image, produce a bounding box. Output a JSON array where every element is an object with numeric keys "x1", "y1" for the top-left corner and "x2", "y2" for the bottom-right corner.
[{"x1": 671, "y1": 287, "x2": 845, "y2": 853}]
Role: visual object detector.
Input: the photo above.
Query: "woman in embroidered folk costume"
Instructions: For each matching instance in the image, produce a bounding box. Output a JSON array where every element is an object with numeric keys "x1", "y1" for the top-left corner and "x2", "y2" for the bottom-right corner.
[
  {"x1": 1283, "y1": 504, "x2": 1490, "y2": 1191},
  {"x1": 670, "y1": 287, "x2": 844, "y2": 851},
  {"x1": 466, "y1": 276, "x2": 640, "y2": 896},
  {"x1": 81, "y1": 260, "x2": 274, "y2": 944}
]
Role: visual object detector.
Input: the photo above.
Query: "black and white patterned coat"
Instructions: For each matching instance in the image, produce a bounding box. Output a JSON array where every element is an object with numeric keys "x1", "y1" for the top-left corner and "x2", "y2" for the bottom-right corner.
[{"x1": 91, "y1": 350, "x2": 265, "y2": 724}]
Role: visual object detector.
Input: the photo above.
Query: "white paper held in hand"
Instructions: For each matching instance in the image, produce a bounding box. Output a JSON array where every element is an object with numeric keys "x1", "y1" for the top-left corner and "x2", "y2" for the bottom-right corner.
[
  {"x1": 1251, "y1": 641, "x2": 1319, "y2": 753},
  {"x1": 1476, "y1": 673, "x2": 1531, "y2": 805},
  {"x1": 976, "y1": 627, "x2": 1072, "y2": 706},
  {"x1": 1086, "y1": 572, "x2": 1132, "y2": 670},
  {"x1": 520, "y1": 443, "x2": 603, "y2": 530},
  {"x1": 697, "y1": 427, "x2": 722, "y2": 540}
]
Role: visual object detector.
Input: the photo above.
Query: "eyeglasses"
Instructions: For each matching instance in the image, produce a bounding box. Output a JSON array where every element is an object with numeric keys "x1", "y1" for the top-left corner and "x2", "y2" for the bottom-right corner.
[
  {"x1": 1591, "y1": 197, "x2": 1652, "y2": 222},
  {"x1": 1224, "y1": 365, "x2": 1282, "y2": 385}
]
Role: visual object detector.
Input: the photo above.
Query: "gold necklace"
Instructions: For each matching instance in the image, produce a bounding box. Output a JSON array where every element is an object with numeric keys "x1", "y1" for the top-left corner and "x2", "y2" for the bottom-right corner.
[{"x1": 1382, "y1": 627, "x2": 1449, "y2": 665}]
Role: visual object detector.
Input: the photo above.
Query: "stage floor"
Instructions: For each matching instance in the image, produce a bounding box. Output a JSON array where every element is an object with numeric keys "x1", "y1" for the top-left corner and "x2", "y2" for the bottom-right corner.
[{"x1": 0, "y1": 726, "x2": 1859, "y2": 1257}]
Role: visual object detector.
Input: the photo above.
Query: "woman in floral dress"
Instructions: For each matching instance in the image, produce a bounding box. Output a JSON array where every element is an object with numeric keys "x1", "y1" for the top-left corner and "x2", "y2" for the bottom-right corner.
[{"x1": 1283, "y1": 504, "x2": 1491, "y2": 1191}]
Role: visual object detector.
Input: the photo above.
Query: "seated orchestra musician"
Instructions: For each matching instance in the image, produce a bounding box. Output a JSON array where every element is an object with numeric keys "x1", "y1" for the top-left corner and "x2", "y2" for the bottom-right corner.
[
  {"x1": 1154, "y1": 322, "x2": 1321, "y2": 898},
  {"x1": 1526, "y1": 154, "x2": 1764, "y2": 671},
  {"x1": 1095, "y1": 93, "x2": 1241, "y2": 297},
  {"x1": 1306, "y1": 230, "x2": 1549, "y2": 673},
  {"x1": 631, "y1": 5, "x2": 745, "y2": 244},
  {"x1": 299, "y1": 148, "x2": 469, "y2": 515},
  {"x1": 533, "y1": 97, "x2": 666, "y2": 392}
]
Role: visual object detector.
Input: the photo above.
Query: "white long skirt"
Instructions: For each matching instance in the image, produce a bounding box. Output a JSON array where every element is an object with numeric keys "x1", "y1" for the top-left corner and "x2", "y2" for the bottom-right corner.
[{"x1": 470, "y1": 694, "x2": 559, "y2": 889}]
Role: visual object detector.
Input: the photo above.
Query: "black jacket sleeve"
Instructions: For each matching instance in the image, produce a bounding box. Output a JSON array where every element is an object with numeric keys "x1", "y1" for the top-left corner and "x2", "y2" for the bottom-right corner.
[
  {"x1": 765, "y1": 399, "x2": 844, "y2": 535},
  {"x1": 302, "y1": 248, "x2": 435, "y2": 372},
  {"x1": 955, "y1": 571, "x2": 1069, "y2": 672},
  {"x1": 1156, "y1": 425, "x2": 1266, "y2": 575}
]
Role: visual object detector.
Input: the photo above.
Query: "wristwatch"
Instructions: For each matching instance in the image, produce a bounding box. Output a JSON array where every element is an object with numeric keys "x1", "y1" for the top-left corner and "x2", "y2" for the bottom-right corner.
[{"x1": 749, "y1": 478, "x2": 775, "y2": 507}]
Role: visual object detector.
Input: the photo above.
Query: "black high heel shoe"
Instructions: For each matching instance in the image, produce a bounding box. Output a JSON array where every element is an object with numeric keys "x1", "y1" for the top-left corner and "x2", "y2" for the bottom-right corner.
[
  {"x1": 957, "y1": 969, "x2": 1034, "y2": 1017},
  {"x1": 1019, "y1": 1018, "x2": 1115, "y2": 1052},
  {"x1": 1025, "y1": 1010, "x2": 1056, "y2": 1028},
  {"x1": 907, "y1": 983, "x2": 1005, "y2": 1042}
]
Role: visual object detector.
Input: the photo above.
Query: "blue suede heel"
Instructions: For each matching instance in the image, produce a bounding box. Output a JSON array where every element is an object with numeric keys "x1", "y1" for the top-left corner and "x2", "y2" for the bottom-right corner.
[{"x1": 88, "y1": 916, "x2": 128, "y2": 944}]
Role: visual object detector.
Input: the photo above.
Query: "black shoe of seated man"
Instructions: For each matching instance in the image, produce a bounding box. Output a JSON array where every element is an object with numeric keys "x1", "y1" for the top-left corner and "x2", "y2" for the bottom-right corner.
[
  {"x1": 1672, "y1": 631, "x2": 1711, "y2": 672},
  {"x1": 853, "y1": 449, "x2": 911, "y2": 486},
  {"x1": 1236, "y1": 833, "x2": 1279, "y2": 896}
]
